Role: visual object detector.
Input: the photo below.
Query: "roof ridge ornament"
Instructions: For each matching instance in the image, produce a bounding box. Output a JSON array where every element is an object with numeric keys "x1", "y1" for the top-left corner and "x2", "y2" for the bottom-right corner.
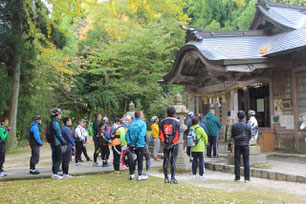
[
  {"x1": 258, "y1": 0, "x2": 270, "y2": 10},
  {"x1": 186, "y1": 29, "x2": 203, "y2": 43}
]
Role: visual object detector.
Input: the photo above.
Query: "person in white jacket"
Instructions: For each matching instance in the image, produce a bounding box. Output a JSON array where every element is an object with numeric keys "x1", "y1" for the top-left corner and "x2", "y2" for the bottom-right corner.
[
  {"x1": 248, "y1": 110, "x2": 258, "y2": 146},
  {"x1": 74, "y1": 119, "x2": 91, "y2": 164}
]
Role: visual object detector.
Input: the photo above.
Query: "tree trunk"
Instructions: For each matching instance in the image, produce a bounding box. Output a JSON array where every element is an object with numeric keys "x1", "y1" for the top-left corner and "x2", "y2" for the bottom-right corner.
[
  {"x1": 7, "y1": 54, "x2": 22, "y2": 150},
  {"x1": 123, "y1": 100, "x2": 127, "y2": 116},
  {"x1": 87, "y1": 104, "x2": 94, "y2": 128}
]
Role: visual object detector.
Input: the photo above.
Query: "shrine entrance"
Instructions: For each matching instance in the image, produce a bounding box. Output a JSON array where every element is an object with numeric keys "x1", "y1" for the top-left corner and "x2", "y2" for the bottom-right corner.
[{"x1": 238, "y1": 83, "x2": 270, "y2": 127}]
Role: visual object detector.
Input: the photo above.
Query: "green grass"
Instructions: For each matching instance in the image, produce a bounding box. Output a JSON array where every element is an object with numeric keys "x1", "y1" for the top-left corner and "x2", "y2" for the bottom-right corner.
[{"x1": 0, "y1": 173, "x2": 304, "y2": 204}]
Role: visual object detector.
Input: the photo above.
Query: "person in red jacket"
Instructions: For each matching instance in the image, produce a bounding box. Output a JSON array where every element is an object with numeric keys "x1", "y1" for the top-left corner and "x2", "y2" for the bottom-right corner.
[{"x1": 159, "y1": 106, "x2": 181, "y2": 184}]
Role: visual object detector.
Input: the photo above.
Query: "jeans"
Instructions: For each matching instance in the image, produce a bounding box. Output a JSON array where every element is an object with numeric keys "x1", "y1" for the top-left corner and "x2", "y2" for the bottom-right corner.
[
  {"x1": 234, "y1": 145, "x2": 250, "y2": 181},
  {"x1": 163, "y1": 144, "x2": 179, "y2": 179},
  {"x1": 129, "y1": 147, "x2": 145, "y2": 176},
  {"x1": 30, "y1": 145, "x2": 40, "y2": 170},
  {"x1": 62, "y1": 148, "x2": 72, "y2": 174},
  {"x1": 144, "y1": 145, "x2": 151, "y2": 171},
  {"x1": 52, "y1": 145, "x2": 63, "y2": 174},
  {"x1": 112, "y1": 145, "x2": 121, "y2": 171},
  {"x1": 153, "y1": 138, "x2": 160, "y2": 158},
  {"x1": 192, "y1": 152, "x2": 205, "y2": 176},
  {"x1": 207, "y1": 136, "x2": 218, "y2": 157}
]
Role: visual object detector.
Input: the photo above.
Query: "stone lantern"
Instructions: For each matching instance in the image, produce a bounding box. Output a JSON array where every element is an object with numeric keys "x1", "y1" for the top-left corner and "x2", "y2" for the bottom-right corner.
[
  {"x1": 173, "y1": 93, "x2": 191, "y2": 170},
  {"x1": 126, "y1": 101, "x2": 135, "y2": 118}
]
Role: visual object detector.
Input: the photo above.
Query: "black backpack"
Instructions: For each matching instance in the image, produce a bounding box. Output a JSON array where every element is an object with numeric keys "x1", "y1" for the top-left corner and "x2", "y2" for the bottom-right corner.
[
  {"x1": 110, "y1": 125, "x2": 122, "y2": 140},
  {"x1": 26, "y1": 126, "x2": 32, "y2": 141},
  {"x1": 45, "y1": 122, "x2": 55, "y2": 144}
]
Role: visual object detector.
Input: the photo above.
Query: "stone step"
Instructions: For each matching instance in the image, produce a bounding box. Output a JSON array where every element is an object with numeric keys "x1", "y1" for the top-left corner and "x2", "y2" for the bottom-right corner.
[
  {"x1": 266, "y1": 152, "x2": 306, "y2": 163},
  {"x1": 204, "y1": 162, "x2": 306, "y2": 184}
]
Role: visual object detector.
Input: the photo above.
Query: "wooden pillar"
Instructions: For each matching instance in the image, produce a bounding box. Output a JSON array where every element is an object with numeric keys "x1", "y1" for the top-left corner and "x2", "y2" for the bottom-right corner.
[{"x1": 230, "y1": 90, "x2": 239, "y2": 123}]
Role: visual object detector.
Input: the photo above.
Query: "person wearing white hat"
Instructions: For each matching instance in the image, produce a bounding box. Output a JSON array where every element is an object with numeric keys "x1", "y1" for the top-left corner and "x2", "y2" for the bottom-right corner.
[
  {"x1": 247, "y1": 110, "x2": 258, "y2": 145},
  {"x1": 151, "y1": 116, "x2": 160, "y2": 161}
]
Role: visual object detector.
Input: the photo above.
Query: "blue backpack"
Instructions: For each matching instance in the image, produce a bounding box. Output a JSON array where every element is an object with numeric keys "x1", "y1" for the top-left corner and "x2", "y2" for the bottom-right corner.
[{"x1": 186, "y1": 127, "x2": 200, "y2": 147}]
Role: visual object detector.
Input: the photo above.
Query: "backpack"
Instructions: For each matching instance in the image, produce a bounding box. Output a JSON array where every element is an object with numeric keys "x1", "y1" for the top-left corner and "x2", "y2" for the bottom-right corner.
[
  {"x1": 45, "y1": 122, "x2": 55, "y2": 144},
  {"x1": 72, "y1": 127, "x2": 77, "y2": 139},
  {"x1": 186, "y1": 127, "x2": 200, "y2": 147},
  {"x1": 26, "y1": 126, "x2": 32, "y2": 141},
  {"x1": 110, "y1": 125, "x2": 122, "y2": 146},
  {"x1": 88, "y1": 122, "x2": 94, "y2": 137}
]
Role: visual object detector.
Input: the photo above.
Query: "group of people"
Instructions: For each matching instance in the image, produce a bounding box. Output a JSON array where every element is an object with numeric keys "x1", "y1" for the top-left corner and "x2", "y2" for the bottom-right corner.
[{"x1": 0, "y1": 105, "x2": 258, "y2": 183}]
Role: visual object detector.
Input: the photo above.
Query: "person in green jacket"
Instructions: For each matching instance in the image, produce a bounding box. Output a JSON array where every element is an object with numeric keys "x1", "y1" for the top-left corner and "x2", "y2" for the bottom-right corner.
[
  {"x1": 190, "y1": 116, "x2": 208, "y2": 179},
  {"x1": 205, "y1": 108, "x2": 221, "y2": 158},
  {"x1": 0, "y1": 117, "x2": 10, "y2": 178},
  {"x1": 120, "y1": 118, "x2": 129, "y2": 169}
]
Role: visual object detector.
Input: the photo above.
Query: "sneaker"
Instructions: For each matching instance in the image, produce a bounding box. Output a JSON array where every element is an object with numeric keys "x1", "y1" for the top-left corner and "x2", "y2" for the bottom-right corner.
[
  {"x1": 193, "y1": 175, "x2": 197, "y2": 178},
  {"x1": 122, "y1": 165, "x2": 129, "y2": 169},
  {"x1": 245, "y1": 180, "x2": 251, "y2": 183},
  {"x1": 114, "y1": 171, "x2": 121, "y2": 174},
  {"x1": 164, "y1": 178, "x2": 170, "y2": 183},
  {"x1": 129, "y1": 174, "x2": 135, "y2": 180},
  {"x1": 137, "y1": 175, "x2": 148, "y2": 181},
  {"x1": 0, "y1": 172, "x2": 7, "y2": 178},
  {"x1": 51, "y1": 174, "x2": 63, "y2": 179},
  {"x1": 87, "y1": 159, "x2": 92, "y2": 162},
  {"x1": 234, "y1": 179, "x2": 240, "y2": 182},
  {"x1": 75, "y1": 163, "x2": 81, "y2": 166},
  {"x1": 154, "y1": 157, "x2": 160, "y2": 161},
  {"x1": 102, "y1": 163, "x2": 111, "y2": 167},
  {"x1": 170, "y1": 178, "x2": 179, "y2": 184},
  {"x1": 199, "y1": 175, "x2": 205, "y2": 179},
  {"x1": 93, "y1": 163, "x2": 102, "y2": 167},
  {"x1": 29, "y1": 170, "x2": 40, "y2": 175},
  {"x1": 63, "y1": 174, "x2": 73, "y2": 178}
]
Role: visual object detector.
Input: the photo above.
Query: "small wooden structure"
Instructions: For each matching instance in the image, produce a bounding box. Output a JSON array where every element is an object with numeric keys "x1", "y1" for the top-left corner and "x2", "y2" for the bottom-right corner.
[{"x1": 161, "y1": 0, "x2": 306, "y2": 152}]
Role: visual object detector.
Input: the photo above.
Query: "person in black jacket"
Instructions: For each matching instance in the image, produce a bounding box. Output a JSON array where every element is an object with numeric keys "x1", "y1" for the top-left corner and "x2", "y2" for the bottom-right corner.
[
  {"x1": 159, "y1": 106, "x2": 181, "y2": 184},
  {"x1": 93, "y1": 113, "x2": 102, "y2": 167},
  {"x1": 231, "y1": 110, "x2": 252, "y2": 182}
]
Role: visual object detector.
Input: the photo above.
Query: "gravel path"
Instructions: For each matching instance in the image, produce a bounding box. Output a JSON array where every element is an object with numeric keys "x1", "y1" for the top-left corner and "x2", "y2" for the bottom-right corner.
[{"x1": 150, "y1": 170, "x2": 306, "y2": 198}]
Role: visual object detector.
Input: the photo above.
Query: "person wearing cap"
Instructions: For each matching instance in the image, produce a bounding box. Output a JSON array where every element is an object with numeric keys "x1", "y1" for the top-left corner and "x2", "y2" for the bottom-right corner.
[
  {"x1": 80, "y1": 120, "x2": 91, "y2": 162},
  {"x1": 29, "y1": 115, "x2": 43, "y2": 175},
  {"x1": 248, "y1": 110, "x2": 258, "y2": 144},
  {"x1": 103, "y1": 117, "x2": 110, "y2": 139},
  {"x1": 74, "y1": 119, "x2": 87, "y2": 165},
  {"x1": 120, "y1": 118, "x2": 129, "y2": 169},
  {"x1": 50, "y1": 108, "x2": 66, "y2": 179},
  {"x1": 186, "y1": 112, "x2": 195, "y2": 157},
  {"x1": 150, "y1": 116, "x2": 160, "y2": 161}
]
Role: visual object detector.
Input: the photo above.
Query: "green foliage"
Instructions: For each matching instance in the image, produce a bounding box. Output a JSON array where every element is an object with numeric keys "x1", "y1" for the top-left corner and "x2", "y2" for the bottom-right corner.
[
  {"x1": 185, "y1": 0, "x2": 257, "y2": 30},
  {"x1": 60, "y1": 1, "x2": 186, "y2": 121}
]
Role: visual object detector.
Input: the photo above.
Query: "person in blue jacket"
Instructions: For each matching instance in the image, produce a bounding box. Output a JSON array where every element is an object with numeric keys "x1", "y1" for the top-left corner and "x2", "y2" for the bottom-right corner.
[
  {"x1": 50, "y1": 108, "x2": 66, "y2": 179},
  {"x1": 29, "y1": 115, "x2": 43, "y2": 175},
  {"x1": 125, "y1": 110, "x2": 148, "y2": 181},
  {"x1": 205, "y1": 108, "x2": 222, "y2": 158},
  {"x1": 61, "y1": 117, "x2": 75, "y2": 178}
]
